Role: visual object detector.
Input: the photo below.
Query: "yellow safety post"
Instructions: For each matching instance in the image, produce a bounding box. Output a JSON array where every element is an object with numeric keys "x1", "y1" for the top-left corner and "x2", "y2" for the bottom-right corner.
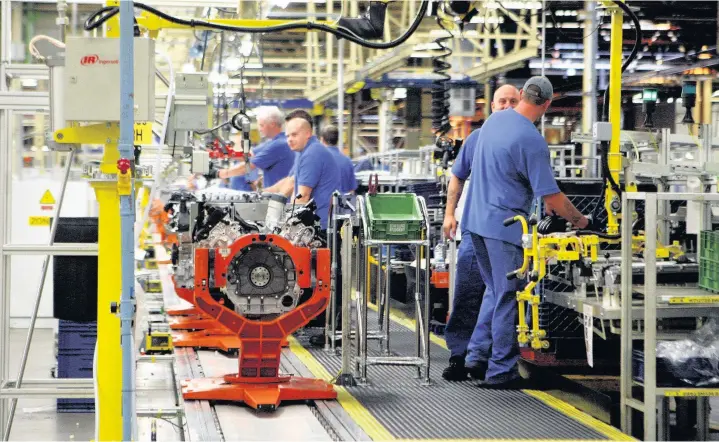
[
  {"x1": 94, "y1": 8, "x2": 124, "y2": 440},
  {"x1": 605, "y1": 1, "x2": 624, "y2": 236}
]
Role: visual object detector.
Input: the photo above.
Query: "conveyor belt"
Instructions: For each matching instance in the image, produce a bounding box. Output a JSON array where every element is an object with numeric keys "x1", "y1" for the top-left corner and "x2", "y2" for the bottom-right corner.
[{"x1": 294, "y1": 309, "x2": 633, "y2": 441}]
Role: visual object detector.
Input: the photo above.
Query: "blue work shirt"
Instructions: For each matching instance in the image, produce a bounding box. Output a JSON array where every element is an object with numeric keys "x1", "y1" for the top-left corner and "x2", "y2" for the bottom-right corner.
[
  {"x1": 229, "y1": 166, "x2": 260, "y2": 191},
  {"x1": 354, "y1": 158, "x2": 373, "y2": 172},
  {"x1": 294, "y1": 136, "x2": 341, "y2": 230},
  {"x1": 249, "y1": 133, "x2": 295, "y2": 188},
  {"x1": 451, "y1": 129, "x2": 481, "y2": 224},
  {"x1": 326, "y1": 145, "x2": 357, "y2": 193},
  {"x1": 464, "y1": 109, "x2": 560, "y2": 246}
]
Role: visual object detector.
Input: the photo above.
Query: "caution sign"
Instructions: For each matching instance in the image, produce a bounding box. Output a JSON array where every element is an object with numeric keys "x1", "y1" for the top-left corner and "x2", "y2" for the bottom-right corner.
[
  {"x1": 28, "y1": 216, "x2": 51, "y2": 227},
  {"x1": 39, "y1": 190, "x2": 55, "y2": 205},
  {"x1": 665, "y1": 389, "x2": 719, "y2": 397},
  {"x1": 669, "y1": 296, "x2": 719, "y2": 304},
  {"x1": 134, "y1": 122, "x2": 152, "y2": 145}
]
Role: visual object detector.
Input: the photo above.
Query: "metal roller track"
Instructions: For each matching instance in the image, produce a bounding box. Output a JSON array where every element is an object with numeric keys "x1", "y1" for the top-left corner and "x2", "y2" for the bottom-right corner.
[{"x1": 301, "y1": 309, "x2": 622, "y2": 440}]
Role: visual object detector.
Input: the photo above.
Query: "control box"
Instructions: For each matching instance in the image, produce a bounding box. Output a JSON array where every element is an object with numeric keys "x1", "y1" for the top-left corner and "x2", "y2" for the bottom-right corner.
[
  {"x1": 166, "y1": 73, "x2": 212, "y2": 142},
  {"x1": 64, "y1": 37, "x2": 155, "y2": 122}
]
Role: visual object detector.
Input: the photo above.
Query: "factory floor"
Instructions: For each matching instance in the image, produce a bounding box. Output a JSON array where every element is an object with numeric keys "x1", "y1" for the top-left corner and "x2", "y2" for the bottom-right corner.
[{"x1": 6, "y1": 328, "x2": 95, "y2": 441}]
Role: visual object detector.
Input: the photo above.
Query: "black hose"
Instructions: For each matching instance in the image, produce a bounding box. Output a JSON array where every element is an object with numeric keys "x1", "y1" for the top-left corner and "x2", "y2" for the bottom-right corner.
[
  {"x1": 576, "y1": 230, "x2": 621, "y2": 240},
  {"x1": 85, "y1": 1, "x2": 430, "y2": 50}
]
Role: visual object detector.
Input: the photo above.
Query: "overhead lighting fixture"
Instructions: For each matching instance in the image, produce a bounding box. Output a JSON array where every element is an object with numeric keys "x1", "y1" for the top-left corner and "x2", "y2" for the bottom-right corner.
[
  {"x1": 243, "y1": 63, "x2": 264, "y2": 69},
  {"x1": 181, "y1": 63, "x2": 196, "y2": 73},
  {"x1": 224, "y1": 57, "x2": 242, "y2": 71},
  {"x1": 469, "y1": 15, "x2": 504, "y2": 24},
  {"x1": 485, "y1": 1, "x2": 542, "y2": 9},
  {"x1": 240, "y1": 40, "x2": 254, "y2": 57},
  {"x1": 20, "y1": 79, "x2": 38, "y2": 88}
]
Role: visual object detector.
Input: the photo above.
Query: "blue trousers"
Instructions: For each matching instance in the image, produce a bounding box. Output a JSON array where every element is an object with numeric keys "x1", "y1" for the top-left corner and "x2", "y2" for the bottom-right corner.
[
  {"x1": 466, "y1": 233, "x2": 524, "y2": 384},
  {"x1": 444, "y1": 230, "x2": 485, "y2": 358}
]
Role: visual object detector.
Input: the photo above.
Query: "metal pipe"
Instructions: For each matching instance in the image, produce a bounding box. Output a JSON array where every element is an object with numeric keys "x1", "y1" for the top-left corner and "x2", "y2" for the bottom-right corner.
[
  {"x1": 337, "y1": 38, "x2": 344, "y2": 152},
  {"x1": 582, "y1": 0, "x2": 598, "y2": 177},
  {"x1": 2, "y1": 149, "x2": 75, "y2": 441},
  {"x1": 340, "y1": 221, "x2": 352, "y2": 382},
  {"x1": 0, "y1": 109, "x2": 9, "y2": 436},
  {"x1": 383, "y1": 244, "x2": 391, "y2": 355},
  {"x1": 540, "y1": 0, "x2": 546, "y2": 136},
  {"x1": 118, "y1": 1, "x2": 137, "y2": 438}
]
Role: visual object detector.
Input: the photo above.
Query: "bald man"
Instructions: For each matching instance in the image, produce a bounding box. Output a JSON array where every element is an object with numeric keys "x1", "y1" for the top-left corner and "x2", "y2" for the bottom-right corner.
[{"x1": 441, "y1": 84, "x2": 520, "y2": 381}]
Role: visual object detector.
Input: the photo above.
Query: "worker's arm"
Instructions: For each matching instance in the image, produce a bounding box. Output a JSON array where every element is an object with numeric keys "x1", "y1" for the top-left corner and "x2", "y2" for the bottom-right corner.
[
  {"x1": 543, "y1": 192, "x2": 589, "y2": 229},
  {"x1": 218, "y1": 161, "x2": 255, "y2": 179},
  {"x1": 295, "y1": 185, "x2": 313, "y2": 204},
  {"x1": 442, "y1": 132, "x2": 477, "y2": 239},
  {"x1": 442, "y1": 175, "x2": 465, "y2": 239},
  {"x1": 265, "y1": 176, "x2": 295, "y2": 196}
]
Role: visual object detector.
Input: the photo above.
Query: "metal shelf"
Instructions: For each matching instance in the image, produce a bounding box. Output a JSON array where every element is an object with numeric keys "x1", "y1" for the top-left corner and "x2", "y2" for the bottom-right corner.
[{"x1": 545, "y1": 288, "x2": 719, "y2": 321}]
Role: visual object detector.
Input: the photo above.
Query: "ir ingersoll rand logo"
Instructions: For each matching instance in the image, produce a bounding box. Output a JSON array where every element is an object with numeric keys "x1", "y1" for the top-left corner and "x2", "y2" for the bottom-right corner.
[
  {"x1": 80, "y1": 54, "x2": 99, "y2": 65},
  {"x1": 80, "y1": 54, "x2": 118, "y2": 66}
]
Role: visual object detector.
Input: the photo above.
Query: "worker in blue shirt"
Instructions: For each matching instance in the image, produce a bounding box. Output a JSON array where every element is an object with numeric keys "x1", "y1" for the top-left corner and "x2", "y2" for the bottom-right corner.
[
  {"x1": 463, "y1": 77, "x2": 592, "y2": 389},
  {"x1": 265, "y1": 110, "x2": 341, "y2": 347},
  {"x1": 264, "y1": 109, "x2": 340, "y2": 231},
  {"x1": 228, "y1": 166, "x2": 260, "y2": 191},
  {"x1": 441, "y1": 84, "x2": 520, "y2": 381},
  {"x1": 217, "y1": 106, "x2": 296, "y2": 188},
  {"x1": 320, "y1": 125, "x2": 357, "y2": 194}
]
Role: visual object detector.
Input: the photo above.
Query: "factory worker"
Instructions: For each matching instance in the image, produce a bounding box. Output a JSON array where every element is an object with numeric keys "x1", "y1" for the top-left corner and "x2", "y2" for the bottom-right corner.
[
  {"x1": 320, "y1": 125, "x2": 357, "y2": 194},
  {"x1": 463, "y1": 76, "x2": 592, "y2": 389},
  {"x1": 229, "y1": 166, "x2": 260, "y2": 191},
  {"x1": 264, "y1": 109, "x2": 341, "y2": 231},
  {"x1": 264, "y1": 110, "x2": 342, "y2": 347},
  {"x1": 441, "y1": 84, "x2": 520, "y2": 382},
  {"x1": 216, "y1": 106, "x2": 296, "y2": 188}
]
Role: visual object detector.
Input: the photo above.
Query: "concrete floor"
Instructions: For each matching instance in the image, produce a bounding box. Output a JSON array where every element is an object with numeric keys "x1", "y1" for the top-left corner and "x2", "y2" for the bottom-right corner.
[{"x1": 6, "y1": 327, "x2": 95, "y2": 442}]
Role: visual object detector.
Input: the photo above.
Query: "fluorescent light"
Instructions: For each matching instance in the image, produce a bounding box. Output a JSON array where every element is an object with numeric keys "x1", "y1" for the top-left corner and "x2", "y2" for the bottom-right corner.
[
  {"x1": 485, "y1": 1, "x2": 542, "y2": 9},
  {"x1": 393, "y1": 88, "x2": 407, "y2": 100},
  {"x1": 224, "y1": 57, "x2": 242, "y2": 71},
  {"x1": 469, "y1": 16, "x2": 505, "y2": 24},
  {"x1": 181, "y1": 63, "x2": 196, "y2": 73},
  {"x1": 243, "y1": 63, "x2": 263, "y2": 69},
  {"x1": 240, "y1": 41, "x2": 254, "y2": 57},
  {"x1": 21, "y1": 79, "x2": 38, "y2": 88}
]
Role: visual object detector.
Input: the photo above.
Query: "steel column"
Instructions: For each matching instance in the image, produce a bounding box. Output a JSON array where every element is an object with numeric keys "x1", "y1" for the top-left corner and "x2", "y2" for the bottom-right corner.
[
  {"x1": 582, "y1": 0, "x2": 598, "y2": 176},
  {"x1": 619, "y1": 193, "x2": 634, "y2": 435},
  {"x1": 643, "y1": 194, "x2": 658, "y2": 441},
  {"x1": 119, "y1": 1, "x2": 137, "y2": 439}
]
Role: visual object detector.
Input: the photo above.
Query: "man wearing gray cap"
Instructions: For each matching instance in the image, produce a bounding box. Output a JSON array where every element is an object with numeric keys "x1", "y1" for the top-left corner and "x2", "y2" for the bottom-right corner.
[{"x1": 461, "y1": 76, "x2": 591, "y2": 389}]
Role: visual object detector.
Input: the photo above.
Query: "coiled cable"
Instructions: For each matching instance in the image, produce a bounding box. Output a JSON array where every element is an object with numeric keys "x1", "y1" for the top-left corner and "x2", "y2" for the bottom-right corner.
[{"x1": 431, "y1": 19, "x2": 453, "y2": 141}]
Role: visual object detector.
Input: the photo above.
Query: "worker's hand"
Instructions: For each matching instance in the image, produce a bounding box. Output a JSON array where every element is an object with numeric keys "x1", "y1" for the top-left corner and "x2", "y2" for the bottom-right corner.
[
  {"x1": 581, "y1": 214, "x2": 601, "y2": 232},
  {"x1": 203, "y1": 163, "x2": 219, "y2": 180},
  {"x1": 443, "y1": 214, "x2": 458, "y2": 239},
  {"x1": 537, "y1": 215, "x2": 569, "y2": 234}
]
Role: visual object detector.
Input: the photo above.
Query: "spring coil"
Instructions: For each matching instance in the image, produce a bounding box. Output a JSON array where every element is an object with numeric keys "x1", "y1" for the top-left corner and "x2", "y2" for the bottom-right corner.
[{"x1": 431, "y1": 20, "x2": 453, "y2": 139}]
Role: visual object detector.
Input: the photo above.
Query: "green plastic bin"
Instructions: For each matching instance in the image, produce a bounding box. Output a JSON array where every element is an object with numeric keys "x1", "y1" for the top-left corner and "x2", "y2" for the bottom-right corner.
[
  {"x1": 699, "y1": 258, "x2": 719, "y2": 294},
  {"x1": 365, "y1": 193, "x2": 424, "y2": 241},
  {"x1": 700, "y1": 230, "x2": 719, "y2": 263}
]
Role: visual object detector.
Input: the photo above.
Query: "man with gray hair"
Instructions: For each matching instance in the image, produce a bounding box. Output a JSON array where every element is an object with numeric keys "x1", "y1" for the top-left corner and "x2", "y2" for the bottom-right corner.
[
  {"x1": 217, "y1": 106, "x2": 296, "y2": 188},
  {"x1": 461, "y1": 76, "x2": 591, "y2": 389}
]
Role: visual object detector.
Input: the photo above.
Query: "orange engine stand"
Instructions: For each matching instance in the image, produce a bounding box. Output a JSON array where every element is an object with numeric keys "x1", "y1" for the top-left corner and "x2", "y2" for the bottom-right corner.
[{"x1": 180, "y1": 234, "x2": 336, "y2": 410}]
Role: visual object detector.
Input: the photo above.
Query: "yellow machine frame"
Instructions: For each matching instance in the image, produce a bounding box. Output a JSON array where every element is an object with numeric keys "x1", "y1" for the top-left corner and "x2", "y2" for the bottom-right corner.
[{"x1": 51, "y1": 1, "x2": 399, "y2": 436}]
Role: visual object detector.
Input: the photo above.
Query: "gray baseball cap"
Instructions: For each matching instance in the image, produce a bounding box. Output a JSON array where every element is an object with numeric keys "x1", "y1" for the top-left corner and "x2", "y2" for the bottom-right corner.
[{"x1": 522, "y1": 76, "x2": 553, "y2": 104}]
